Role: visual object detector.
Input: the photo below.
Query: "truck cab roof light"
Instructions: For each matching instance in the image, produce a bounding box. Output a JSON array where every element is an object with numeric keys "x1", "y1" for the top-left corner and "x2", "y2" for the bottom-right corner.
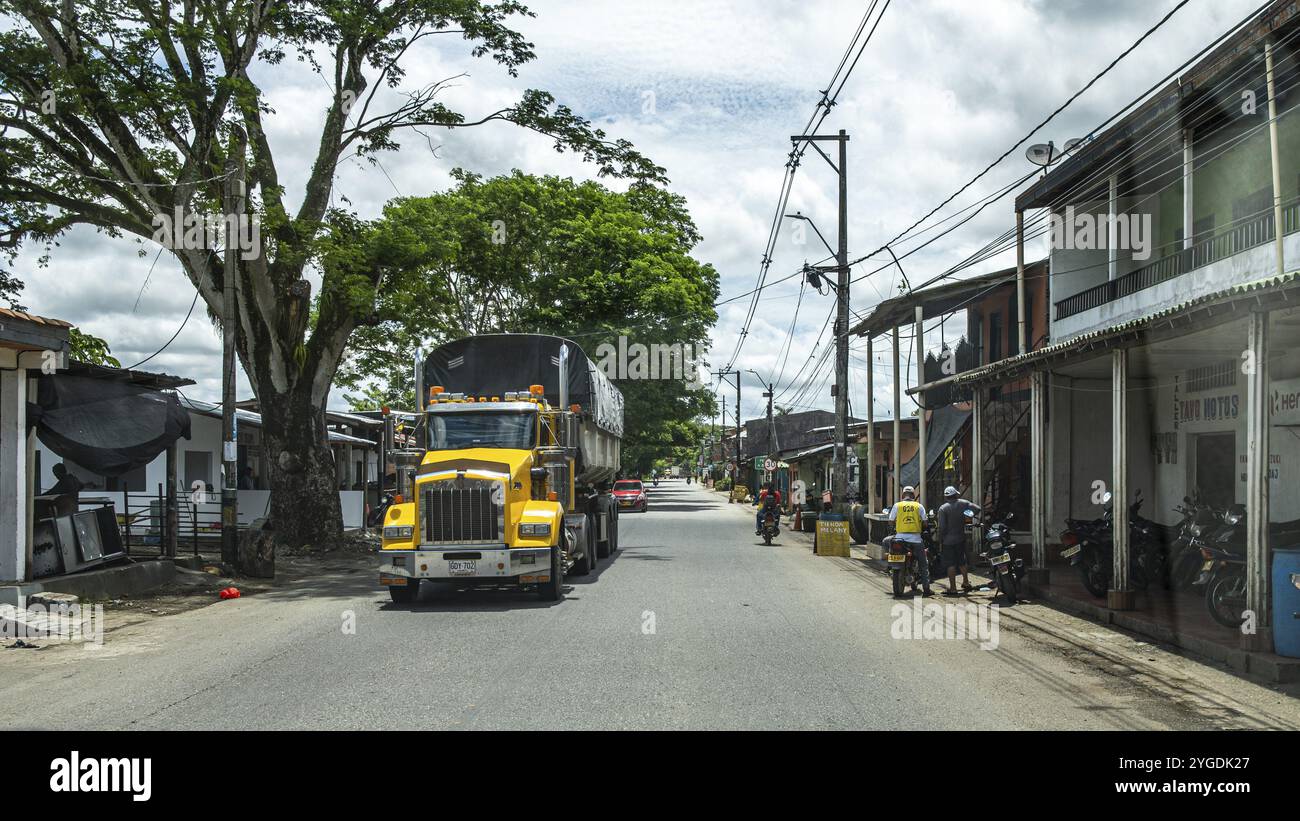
[{"x1": 529, "y1": 384, "x2": 544, "y2": 396}]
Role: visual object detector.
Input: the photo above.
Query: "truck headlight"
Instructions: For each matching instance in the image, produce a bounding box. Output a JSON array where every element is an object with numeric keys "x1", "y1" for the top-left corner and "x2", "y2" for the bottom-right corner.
[
  {"x1": 383, "y1": 525, "x2": 414, "y2": 540},
  {"x1": 519, "y1": 523, "x2": 552, "y2": 538}
]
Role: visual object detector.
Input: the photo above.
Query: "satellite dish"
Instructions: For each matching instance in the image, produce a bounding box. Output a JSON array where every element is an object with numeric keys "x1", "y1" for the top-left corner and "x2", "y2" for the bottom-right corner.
[
  {"x1": 1063, "y1": 137, "x2": 1084, "y2": 153},
  {"x1": 1025, "y1": 142, "x2": 1058, "y2": 167}
]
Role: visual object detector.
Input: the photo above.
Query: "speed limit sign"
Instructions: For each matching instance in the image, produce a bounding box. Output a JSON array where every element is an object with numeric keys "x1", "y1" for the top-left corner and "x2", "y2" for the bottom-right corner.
[{"x1": 763, "y1": 458, "x2": 776, "y2": 472}]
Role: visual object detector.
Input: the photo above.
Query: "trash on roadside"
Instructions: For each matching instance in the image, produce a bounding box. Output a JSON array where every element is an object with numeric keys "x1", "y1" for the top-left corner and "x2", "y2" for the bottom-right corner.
[{"x1": 219, "y1": 587, "x2": 241, "y2": 600}]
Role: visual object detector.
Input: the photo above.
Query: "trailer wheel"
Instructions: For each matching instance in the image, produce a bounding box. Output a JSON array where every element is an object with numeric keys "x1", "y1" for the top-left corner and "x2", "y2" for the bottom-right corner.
[
  {"x1": 388, "y1": 579, "x2": 419, "y2": 604},
  {"x1": 538, "y1": 546, "x2": 563, "y2": 601}
]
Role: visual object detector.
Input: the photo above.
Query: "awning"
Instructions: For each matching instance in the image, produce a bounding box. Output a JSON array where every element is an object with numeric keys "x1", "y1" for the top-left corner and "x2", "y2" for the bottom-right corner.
[
  {"x1": 850, "y1": 260, "x2": 1046, "y2": 339},
  {"x1": 954, "y1": 271, "x2": 1300, "y2": 388}
]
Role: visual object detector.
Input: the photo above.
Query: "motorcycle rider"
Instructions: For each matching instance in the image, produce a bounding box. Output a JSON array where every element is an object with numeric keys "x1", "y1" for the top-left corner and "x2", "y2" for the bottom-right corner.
[
  {"x1": 936, "y1": 485, "x2": 980, "y2": 596},
  {"x1": 755, "y1": 482, "x2": 782, "y2": 535},
  {"x1": 888, "y1": 485, "x2": 932, "y2": 597}
]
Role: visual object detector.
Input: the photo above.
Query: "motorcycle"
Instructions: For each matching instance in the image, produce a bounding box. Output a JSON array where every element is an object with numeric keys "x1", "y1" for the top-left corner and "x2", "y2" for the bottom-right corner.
[
  {"x1": 979, "y1": 510, "x2": 1025, "y2": 603},
  {"x1": 366, "y1": 490, "x2": 396, "y2": 528},
  {"x1": 1058, "y1": 490, "x2": 1165, "y2": 598},
  {"x1": 1164, "y1": 495, "x2": 1223, "y2": 590},
  {"x1": 884, "y1": 512, "x2": 943, "y2": 597},
  {"x1": 759, "y1": 505, "x2": 780, "y2": 545}
]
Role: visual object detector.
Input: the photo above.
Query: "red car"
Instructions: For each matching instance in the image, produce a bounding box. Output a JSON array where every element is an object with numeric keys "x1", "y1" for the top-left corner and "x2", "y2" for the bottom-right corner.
[{"x1": 613, "y1": 479, "x2": 648, "y2": 512}]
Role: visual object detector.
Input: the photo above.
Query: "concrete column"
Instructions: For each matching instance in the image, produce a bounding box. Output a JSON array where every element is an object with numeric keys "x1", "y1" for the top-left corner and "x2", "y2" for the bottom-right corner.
[
  {"x1": 1182, "y1": 129, "x2": 1194, "y2": 251},
  {"x1": 865, "y1": 334, "x2": 875, "y2": 512},
  {"x1": 971, "y1": 387, "x2": 984, "y2": 507},
  {"x1": 914, "y1": 306, "x2": 926, "y2": 510},
  {"x1": 1244, "y1": 309, "x2": 1272, "y2": 651},
  {"x1": 1016, "y1": 210, "x2": 1027, "y2": 355},
  {"x1": 1029, "y1": 371, "x2": 1049, "y2": 584},
  {"x1": 1266, "y1": 37, "x2": 1286, "y2": 277},
  {"x1": 1109, "y1": 348, "x2": 1134, "y2": 610},
  {"x1": 0, "y1": 368, "x2": 28, "y2": 581},
  {"x1": 892, "y1": 325, "x2": 901, "y2": 506},
  {"x1": 1108, "y1": 174, "x2": 1119, "y2": 282}
]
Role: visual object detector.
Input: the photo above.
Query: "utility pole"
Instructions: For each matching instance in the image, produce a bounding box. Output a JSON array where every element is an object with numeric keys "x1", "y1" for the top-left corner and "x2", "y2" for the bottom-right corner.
[
  {"x1": 221, "y1": 127, "x2": 246, "y2": 566},
  {"x1": 714, "y1": 368, "x2": 740, "y2": 496},
  {"x1": 790, "y1": 129, "x2": 850, "y2": 511}
]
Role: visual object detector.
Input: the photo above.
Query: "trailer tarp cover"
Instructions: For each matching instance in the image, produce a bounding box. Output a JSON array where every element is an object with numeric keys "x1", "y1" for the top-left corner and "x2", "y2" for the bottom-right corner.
[
  {"x1": 425, "y1": 334, "x2": 624, "y2": 437},
  {"x1": 30, "y1": 373, "x2": 191, "y2": 476}
]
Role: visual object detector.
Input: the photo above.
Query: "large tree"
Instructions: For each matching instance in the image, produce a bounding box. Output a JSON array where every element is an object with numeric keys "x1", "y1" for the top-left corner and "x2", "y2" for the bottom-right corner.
[
  {"x1": 0, "y1": 1, "x2": 663, "y2": 546},
  {"x1": 337, "y1": 170, "x2": 718, "y2": 472}
]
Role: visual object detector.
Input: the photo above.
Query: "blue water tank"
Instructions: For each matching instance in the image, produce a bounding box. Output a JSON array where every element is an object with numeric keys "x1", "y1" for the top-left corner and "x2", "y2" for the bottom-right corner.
[{"x1": 1273, "y1": 548, "x2": 1300, "y2": 659}]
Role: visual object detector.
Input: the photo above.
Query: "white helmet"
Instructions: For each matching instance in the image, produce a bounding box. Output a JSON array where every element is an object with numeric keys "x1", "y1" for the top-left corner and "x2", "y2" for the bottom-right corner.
[
  {"x1": 901, "y1": 485, "x2": 916, "y2": 498},
  {"x1": 944, "y1": 485, "x2": 959, "y2": 498}
]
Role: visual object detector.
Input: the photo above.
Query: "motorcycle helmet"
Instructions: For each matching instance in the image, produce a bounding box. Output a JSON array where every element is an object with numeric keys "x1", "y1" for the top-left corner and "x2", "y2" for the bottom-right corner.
[{"x1": 943, "y1": 485, "x2": 959, "y2": 499}]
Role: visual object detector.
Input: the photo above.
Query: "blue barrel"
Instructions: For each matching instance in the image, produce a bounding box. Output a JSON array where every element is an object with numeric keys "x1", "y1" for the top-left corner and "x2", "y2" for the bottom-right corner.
[{"x1": 1273, "y1": 548, "x2": 1300, "y2": 658}]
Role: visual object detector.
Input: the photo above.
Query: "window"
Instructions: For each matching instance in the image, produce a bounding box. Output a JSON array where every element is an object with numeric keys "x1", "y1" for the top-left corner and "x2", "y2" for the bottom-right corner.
[
  {"x1": 184, "y1": 450, "x2": 212, "y2": 492},
  {"x1": 426, "y1": 411, "x2": 535, "y2": 451}
]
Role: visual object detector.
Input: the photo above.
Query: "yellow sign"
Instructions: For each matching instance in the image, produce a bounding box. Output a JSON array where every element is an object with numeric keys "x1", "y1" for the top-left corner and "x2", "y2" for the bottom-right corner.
[{"x1": 816, "y1": 515, "x2": 850, "y2": 557}]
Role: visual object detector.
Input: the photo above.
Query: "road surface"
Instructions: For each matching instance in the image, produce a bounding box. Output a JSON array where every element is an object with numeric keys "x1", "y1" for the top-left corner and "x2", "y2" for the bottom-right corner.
[{"x1": 2, "y1": 480, "x2": 1298, "y2": 730}]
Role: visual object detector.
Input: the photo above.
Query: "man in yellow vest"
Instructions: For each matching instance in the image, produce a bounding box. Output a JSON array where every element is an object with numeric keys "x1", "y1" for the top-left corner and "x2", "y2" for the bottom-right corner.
[{"x1": 888, "y1": 485, "x2": 932, "y2": 597}]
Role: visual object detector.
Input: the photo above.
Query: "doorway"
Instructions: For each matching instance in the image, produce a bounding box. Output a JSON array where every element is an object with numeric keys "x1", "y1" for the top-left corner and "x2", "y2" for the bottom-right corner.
[{"x1": 1193, "y1": 432, "x2": 1236, "y2": 509}]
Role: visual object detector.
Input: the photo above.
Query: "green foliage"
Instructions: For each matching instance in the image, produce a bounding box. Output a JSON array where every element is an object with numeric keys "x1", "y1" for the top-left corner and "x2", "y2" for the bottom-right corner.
[
  {"x1": 337, "y1": 170, "x2": 720, "y2": 466},
  {"x1": 68, "y1": 326, "x2": 119, "y2": 367}
]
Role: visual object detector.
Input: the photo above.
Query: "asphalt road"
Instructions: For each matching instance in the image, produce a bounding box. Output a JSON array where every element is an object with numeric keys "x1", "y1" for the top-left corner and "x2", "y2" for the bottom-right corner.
[{"x1": 3, "y1": 479, "x2": 1299, "y2": 730}]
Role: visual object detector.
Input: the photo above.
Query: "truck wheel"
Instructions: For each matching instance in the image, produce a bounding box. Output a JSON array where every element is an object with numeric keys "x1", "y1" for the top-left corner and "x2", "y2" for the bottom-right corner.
[
  {"x1": 571, "y1": 521, "x2": 594, "y2": 576},
  {"x1": 388, "y1": 579, "x2": 419, "y2": 604},
  {"x1": 538, "y1": 546, "x2": 563, "y2": 601},
  {"x1": 597, "y1": 501, "x2": 613, "y2": 559}
]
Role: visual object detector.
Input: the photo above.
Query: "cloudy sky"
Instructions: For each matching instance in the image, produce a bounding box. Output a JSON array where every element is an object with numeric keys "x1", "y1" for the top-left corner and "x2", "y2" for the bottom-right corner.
[{"x1": 12, "y1": 0, "x2": 1266, "y2": 423}]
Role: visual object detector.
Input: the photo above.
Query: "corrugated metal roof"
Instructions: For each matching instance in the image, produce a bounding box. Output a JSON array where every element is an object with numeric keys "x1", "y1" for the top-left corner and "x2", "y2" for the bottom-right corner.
[{"x1": 955, "y1": 271, "x2": 1300, "y2": 386}]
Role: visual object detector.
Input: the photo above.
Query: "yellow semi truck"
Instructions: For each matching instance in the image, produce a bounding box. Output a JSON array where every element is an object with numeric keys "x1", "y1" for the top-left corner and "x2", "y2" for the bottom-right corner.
[{"x1": 377, "y1": 334, "x2": 623, "y2": 602}]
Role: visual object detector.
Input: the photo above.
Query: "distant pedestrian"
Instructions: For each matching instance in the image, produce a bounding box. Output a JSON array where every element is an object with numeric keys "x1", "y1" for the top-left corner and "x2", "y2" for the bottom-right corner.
[{"x1": 937, "y1": 485, "x2": 981, "y2": 596}]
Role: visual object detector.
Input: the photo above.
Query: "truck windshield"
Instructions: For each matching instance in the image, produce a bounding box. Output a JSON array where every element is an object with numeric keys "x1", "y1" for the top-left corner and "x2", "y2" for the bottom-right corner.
[{"x1": 427, "y1": 411, "x2": 535, "y2": 450}]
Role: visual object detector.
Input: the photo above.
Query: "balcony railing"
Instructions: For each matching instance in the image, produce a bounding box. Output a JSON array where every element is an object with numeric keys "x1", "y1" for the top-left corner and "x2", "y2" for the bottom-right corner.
[{"x1": 1054, "y1": 202, "x2": 1300, "y2": 321}]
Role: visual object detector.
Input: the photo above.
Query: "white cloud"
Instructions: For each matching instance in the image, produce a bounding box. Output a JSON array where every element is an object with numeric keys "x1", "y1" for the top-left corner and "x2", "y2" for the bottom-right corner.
[{"x1": 9, "y1": 0, "x2": 1264, "y2": 423}]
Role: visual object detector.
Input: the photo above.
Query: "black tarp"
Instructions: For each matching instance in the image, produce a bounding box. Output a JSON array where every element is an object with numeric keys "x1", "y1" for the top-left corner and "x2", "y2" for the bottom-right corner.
[
  {"x1": 424, "y1": 334, "x2": 624, "y2": 436},
  {"x1": 899, "y1": 404, "x2": 971, "y2": 489},
  {"x1": 31, "y1": 373, "x2": 191, "y2": 476}
]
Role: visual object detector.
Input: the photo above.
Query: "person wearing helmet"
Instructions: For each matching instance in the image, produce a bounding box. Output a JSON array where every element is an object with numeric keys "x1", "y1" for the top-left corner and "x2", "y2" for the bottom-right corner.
[
  {"x1": 887, "y1": 485, "x2": 931, "y2": 596},
  {"x1": 937, "y1": 485, "x2": 981, "y2": 595}
]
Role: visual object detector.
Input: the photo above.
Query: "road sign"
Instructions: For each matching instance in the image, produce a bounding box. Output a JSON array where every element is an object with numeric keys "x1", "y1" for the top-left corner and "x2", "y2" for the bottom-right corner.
[{"x1": 763, "y1": 458, "x2": 776, "y2": 472}]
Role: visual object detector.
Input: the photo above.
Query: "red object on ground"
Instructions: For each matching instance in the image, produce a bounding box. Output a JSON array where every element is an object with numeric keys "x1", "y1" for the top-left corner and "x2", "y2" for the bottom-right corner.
[{"x1": 219, "y1": 587, "x2": 241, "y2": 600}]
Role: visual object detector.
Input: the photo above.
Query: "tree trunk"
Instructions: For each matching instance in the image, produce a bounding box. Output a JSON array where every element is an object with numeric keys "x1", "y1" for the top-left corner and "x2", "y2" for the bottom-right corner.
[{"x1": 257, "y1": 384, "x2": 344, "y2": 549}]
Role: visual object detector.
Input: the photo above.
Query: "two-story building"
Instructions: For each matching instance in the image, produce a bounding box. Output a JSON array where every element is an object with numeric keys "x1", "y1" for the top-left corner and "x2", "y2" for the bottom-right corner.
[{"x1": 955, "y1": 0, "x2": 1300, "y2": 660}]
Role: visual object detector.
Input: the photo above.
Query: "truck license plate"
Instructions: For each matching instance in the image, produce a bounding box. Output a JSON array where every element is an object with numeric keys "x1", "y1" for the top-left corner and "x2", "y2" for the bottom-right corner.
[{"x1": 448, "y1": 560, "x2": 476, "y2": 576}]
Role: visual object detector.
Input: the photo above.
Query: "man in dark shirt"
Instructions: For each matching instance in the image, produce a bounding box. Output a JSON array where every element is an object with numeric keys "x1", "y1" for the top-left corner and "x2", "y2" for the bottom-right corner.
[
  {"x1": 937, "y1": 485, "x2": 980, "y2": 596},
  {"x1": 46, "y1": 463, "x2": 84, "y2": 499}
]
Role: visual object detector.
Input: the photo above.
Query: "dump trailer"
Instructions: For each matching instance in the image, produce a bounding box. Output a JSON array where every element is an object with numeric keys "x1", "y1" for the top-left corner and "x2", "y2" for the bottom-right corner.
[{"x1": 377, "y1": 334, "x2": 624, "y2": 602}]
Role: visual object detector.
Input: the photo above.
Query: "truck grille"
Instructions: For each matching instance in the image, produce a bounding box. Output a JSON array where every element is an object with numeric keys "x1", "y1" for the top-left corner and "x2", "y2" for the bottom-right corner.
[{"x1": 422, "y1": 480, "x2": 502, "y2": 544}]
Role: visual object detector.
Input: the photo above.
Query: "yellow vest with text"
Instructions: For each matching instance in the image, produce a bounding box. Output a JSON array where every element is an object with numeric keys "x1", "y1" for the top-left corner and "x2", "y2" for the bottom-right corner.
[{"x1": 894, "y1": 500, "x2": 924, "y2": 534}]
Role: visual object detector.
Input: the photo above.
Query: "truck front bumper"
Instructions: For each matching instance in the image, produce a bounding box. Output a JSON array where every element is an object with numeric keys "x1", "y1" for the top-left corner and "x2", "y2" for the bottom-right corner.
[{"x1": 378, "y1": 546, "x2": 555, "y2": 586}]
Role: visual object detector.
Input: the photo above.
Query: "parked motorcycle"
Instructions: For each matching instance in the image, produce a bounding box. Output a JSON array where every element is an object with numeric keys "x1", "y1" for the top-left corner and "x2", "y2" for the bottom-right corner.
[
  {"x1": 1165, "y1": 495, "x2": 1223, "y2": 590},
  {"x1": 366, "y1": 490, "x2": 396, "y2": 528},
  {"x1": 1059, "y1": 490, "x2": 1167, "y2": 598},
  {"x1": 980, "y1": 510, "x2": 1025, "y2": 603}
]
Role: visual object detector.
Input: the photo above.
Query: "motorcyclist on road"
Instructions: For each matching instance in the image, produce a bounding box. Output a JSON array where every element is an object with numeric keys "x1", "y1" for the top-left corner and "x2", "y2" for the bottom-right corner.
[
  {"x1": 755, "y1": 482, "x2": 782, "y2": 535},
  {"x1": 888, "y1": 485, "x2": 932, "y2": 597},
  {"x1": 936, "y1": 485, "x2": 981, "y2": 596}
]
